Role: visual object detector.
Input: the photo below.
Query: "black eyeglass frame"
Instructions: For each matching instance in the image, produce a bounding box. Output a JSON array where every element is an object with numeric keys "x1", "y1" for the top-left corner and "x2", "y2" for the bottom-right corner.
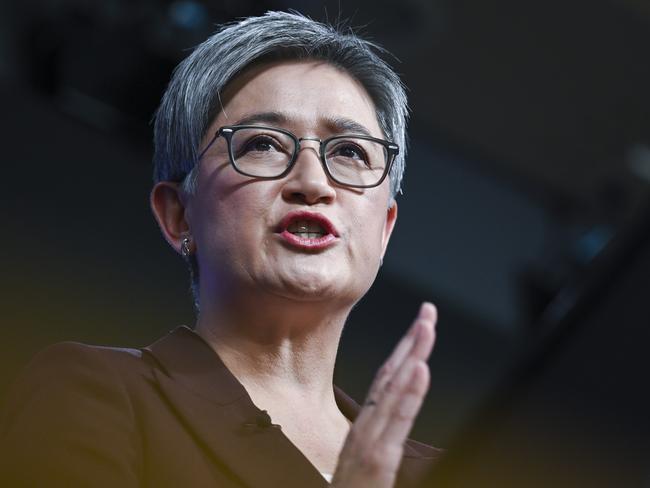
[{"x1": 197, "y1": 124, "x2": 400, "y2": 189}]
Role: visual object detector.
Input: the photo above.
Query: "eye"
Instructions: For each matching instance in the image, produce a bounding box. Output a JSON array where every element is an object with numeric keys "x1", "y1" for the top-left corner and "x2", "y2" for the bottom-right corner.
[
  {"x1": 328, "y1": 142, "x2": 371, "y2": 167},
  {"x1": 338, "y1": 145, "x2": 363, "y2": 159},
  {"x1": 238, "y1": 135, "x2": 283, "y2": 156}
]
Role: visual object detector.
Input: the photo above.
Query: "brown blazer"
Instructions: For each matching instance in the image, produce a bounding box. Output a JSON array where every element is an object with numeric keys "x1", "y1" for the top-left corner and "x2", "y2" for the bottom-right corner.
[{"x1": 0, "y1": 326, "x2": 441, "y2": 487}]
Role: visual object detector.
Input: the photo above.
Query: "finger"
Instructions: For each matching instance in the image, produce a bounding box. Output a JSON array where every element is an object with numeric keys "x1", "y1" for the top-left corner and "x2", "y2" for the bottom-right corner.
[
  {"x1": 335, "y1": 358, "x2": 430, "y2": 487},
  {"x1": 409, "y1": 306, "x2": 437, "y2": 362},
  {"x1": 353, "y1": 302, "x2": 435, "y2": 443},
  {"x1": 350, "y1": 328, "x2": 434, "y2": 454},
  {"x1": 376, "y1": 359, "x2": 430, "y2": 450},
  {"x1": 418, "y1": 301, "x2": 437, "y2": 323},
  {"x1": 331, "y1": 305, "x2": 436, "y2": 488},
  {"x1": 365, "y1": 303, "x2": 436, "y2": 407},
  {"x1": 343, "y1": 301, "x2": 436, "y2": 465},
  {"x1": 365, "y1": 303, "x2": 436, "y2": 404},
  {"x1": 386, "y1": 302, "x2": 435, "y2": 368},
  {"x1": 362, "y1": 353, "x2": 429, "y2": 449}
]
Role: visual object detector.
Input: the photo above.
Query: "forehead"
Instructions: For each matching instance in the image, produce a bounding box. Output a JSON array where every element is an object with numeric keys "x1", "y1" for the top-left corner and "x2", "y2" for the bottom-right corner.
[{"x1": 211, "y1": 59, "x2": 383, "y2": 138}]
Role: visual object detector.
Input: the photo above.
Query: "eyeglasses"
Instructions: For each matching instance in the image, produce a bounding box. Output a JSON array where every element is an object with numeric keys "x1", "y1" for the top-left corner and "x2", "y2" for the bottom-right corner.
[{"x1": 197, "y1": 125, "x2": 399, "y2": 189}]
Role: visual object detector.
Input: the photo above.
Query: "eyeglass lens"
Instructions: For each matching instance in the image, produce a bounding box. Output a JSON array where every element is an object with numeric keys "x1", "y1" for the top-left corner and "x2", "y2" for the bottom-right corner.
[{"x1": 229, "y1": 127, "x2": 388, "y2": 186}]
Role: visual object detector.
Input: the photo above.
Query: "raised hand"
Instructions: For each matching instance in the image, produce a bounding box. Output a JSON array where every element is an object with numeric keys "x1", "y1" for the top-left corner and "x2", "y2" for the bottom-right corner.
[{"x1": 331, "y1": 302, "x2": 438, "y2": 488}]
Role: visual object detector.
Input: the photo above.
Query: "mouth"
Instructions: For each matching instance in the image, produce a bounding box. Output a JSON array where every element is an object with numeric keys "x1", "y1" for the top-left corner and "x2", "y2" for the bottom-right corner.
[{"x1": 276, "y1": 211, "x2": 339, "y2": 250}]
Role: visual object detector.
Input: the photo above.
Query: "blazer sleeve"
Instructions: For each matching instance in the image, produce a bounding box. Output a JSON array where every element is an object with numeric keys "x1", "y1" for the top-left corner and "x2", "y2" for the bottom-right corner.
[{"x1": 0, "y1": 342, "x2": 141, "y2": 487}]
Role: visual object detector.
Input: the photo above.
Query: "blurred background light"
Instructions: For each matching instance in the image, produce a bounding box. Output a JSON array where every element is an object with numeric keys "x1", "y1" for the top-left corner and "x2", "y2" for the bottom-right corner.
[{"x1": 168, "y1": 1, "x2": 208, "y2": 30}]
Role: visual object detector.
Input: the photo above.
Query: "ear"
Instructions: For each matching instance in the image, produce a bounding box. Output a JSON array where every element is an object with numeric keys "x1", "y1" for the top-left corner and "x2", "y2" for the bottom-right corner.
[
  {"x1": 150, "y1": 181, "x2": 191, "y2": 255},
  {"x1": 380, "y1": 199, "x2": 398, "y2": 259}
]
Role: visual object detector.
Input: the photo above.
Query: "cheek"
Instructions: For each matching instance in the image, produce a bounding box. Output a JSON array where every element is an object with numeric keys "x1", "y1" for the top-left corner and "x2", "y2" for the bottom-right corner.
[
  {"x1": 348, "y1": 203, "x2": 388, "y2": 261},
  {"x1": 194, "y1": 184, "x2": 273, "y2": 258},
  {"x1": 221, "y1": 200, "x2": 268, "y2": 248}
]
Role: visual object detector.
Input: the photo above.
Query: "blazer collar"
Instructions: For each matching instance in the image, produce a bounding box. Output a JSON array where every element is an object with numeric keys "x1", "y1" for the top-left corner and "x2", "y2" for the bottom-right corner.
[{"x1": 143, "y1": 325, "x2": 433, "y2": 487}]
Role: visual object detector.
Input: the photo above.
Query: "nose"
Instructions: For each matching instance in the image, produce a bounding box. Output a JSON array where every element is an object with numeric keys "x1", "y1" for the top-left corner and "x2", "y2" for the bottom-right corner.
[{"x1": 281, "y1": 140, "x2": 336, "y2": 205}]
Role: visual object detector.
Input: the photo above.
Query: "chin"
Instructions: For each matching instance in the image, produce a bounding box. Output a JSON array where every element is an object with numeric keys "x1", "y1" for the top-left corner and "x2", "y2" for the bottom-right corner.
[
  {"x1": 277, "y1": 275, "x2": 342, "y2": 300},
  {"x1": 270, "y1": 269, "x2": 373, "y2": 307}
]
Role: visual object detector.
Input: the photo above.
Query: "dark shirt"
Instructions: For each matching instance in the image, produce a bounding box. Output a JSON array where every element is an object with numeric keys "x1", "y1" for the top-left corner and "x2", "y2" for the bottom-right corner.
[{"x1": 0, "y1": 326, "x2": 441, "y2": 487}]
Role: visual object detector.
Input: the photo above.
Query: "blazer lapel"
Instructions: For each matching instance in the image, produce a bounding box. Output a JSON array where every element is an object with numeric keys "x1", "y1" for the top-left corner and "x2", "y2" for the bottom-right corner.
[
  {"x1": 143, "y1": 326, "x2": 328, "y2": 488},
  {"x1": 144, "y1": 326, "x2": 437, "y2": 488}
]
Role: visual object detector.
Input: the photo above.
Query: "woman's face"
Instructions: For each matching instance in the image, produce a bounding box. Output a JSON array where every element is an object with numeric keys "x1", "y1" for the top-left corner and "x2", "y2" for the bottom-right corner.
[{"x1": 186, "y1": 60, "x2": 397, "y2": 307}]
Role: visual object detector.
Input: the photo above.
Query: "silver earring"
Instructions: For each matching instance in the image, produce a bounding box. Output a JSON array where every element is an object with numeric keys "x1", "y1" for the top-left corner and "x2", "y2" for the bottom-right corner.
[{"x1": 181, "y1": 237, "x2": 192, "y2": 257}]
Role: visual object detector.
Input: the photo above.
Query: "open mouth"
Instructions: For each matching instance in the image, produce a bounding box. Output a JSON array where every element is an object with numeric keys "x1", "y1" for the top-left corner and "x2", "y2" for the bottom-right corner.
[
  {"x1": 276, "y1": 211, "x2": 339, "y2": 249},
  {"x1": 286, "y1": 220, "x2": 327, "y2": 239}
]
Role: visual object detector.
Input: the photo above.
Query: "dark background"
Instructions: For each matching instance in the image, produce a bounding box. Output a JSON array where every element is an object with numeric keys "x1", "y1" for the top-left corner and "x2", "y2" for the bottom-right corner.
[{"x1": 1, "y1": 0, "x2": 649, "y2": 449}]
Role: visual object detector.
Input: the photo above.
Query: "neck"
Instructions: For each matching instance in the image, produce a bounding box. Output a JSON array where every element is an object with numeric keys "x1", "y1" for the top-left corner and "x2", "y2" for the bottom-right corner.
[{"x1": 194, "y1": 291, "x2": 353, "y2": 407}]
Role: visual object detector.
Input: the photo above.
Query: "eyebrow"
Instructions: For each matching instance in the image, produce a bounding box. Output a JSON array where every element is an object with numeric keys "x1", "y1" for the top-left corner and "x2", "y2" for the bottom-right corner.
[
  {"x1": 323, "y1": 116, "x2": 373, "y2": 138},
  {"x1": 231, "y1": 112, "x2": 374, "y2": 138},
  {"x1": 233, "y1": 111, "x2": 289, "y2": 126}
]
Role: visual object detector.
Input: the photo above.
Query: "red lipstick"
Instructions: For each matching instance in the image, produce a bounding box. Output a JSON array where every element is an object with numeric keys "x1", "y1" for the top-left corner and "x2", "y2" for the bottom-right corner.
[{"x1": 276, "y1": 211, "x2": 339, "y2": 250}]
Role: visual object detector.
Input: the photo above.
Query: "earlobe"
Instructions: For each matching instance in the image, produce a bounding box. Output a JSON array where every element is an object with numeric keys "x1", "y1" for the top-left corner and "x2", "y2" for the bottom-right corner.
[
  {"x1": 380, "y1": 200, "x2": 398, "y2": 258},
  {"x1": 150, "y1": 181, "x2": 191, "y2": 255}
]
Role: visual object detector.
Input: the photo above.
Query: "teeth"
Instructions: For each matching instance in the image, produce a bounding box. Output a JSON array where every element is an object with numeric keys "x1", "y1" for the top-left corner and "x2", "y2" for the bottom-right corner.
[
  {"x1": 293, "y1": 232, "x2": 323, "y2": 239},
  {"x1": 287, "y1": 220, "x2": 326, "y2": 236}
]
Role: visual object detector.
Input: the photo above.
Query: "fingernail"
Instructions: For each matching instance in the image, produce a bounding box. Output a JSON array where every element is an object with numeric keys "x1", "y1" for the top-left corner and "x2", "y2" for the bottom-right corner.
[{"x1": 421, "y1": 302, "x2": 437, "y2": 321}]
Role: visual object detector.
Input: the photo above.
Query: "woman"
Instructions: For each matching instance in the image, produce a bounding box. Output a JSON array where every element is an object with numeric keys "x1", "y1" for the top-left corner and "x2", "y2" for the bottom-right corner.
[{"x1": 0, "y1": 11, "x2": 440, "y2": 487}]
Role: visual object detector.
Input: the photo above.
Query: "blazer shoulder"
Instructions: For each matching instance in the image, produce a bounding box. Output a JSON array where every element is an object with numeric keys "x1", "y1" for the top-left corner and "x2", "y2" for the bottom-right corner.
[
  {"x1": 13, "y1": 341, "x2": 147, "y2": 388},
  {"x1": 0, "y1": 341, "x2": 146, "y2": 486},
  {"x1": 1, "y1": 340, "x2": 148, "y2": 423},
  {"x1": 31, "y1": 340, "x2": 144, "y2": 366}
]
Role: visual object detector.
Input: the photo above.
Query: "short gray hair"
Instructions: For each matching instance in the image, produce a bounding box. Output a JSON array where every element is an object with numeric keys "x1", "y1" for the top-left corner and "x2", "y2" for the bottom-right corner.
[
  {"x1": 152, "y1": 11, "x2": 409, "y2": 312},
  {"x1": 153, "y1": 10, "x2": 409, "y2": 197}
]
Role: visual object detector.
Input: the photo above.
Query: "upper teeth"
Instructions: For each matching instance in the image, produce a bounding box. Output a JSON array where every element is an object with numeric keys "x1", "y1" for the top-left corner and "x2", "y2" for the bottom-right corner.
[{"x1": 287, "y1": 220, "x2": 326, "y2": 236}]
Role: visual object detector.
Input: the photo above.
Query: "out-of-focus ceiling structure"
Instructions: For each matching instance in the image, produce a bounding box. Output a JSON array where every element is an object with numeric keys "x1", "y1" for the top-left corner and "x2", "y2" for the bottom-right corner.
[
  {"x1": 372, "y1": 0, "x2": 650, "y2": 220},
  {"x1": 9, "y1": 0, "x2": 649, "y2": 221}
]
